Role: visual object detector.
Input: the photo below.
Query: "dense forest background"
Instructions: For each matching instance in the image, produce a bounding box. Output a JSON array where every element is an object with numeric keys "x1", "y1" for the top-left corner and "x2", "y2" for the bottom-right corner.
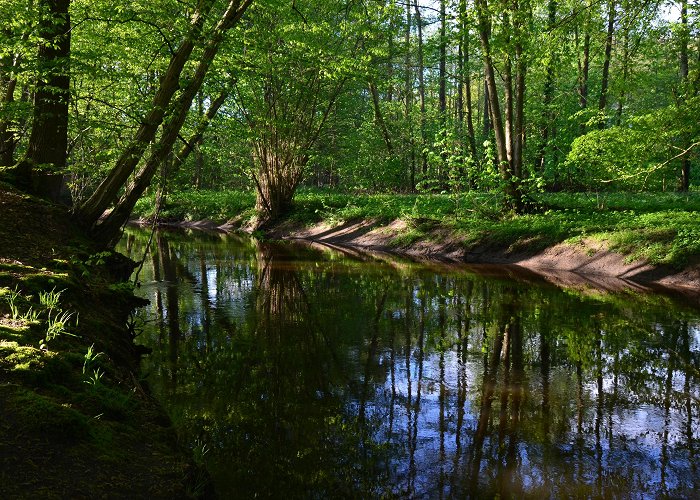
[{"x1": 1, "y1": 0, "x2": 698, "y2": 237}]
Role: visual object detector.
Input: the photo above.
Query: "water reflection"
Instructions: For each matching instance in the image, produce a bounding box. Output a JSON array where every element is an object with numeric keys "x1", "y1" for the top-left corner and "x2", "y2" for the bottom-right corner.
[{"x1": 118, "y1": 228, "x2": 700, "y2": 498}]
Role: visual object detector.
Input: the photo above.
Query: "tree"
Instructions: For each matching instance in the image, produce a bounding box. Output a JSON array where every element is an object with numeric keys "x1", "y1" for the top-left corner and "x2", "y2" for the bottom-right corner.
[
  {"x1": 14, "y1": 0, "x2": 71, "y2": 201},
  {"x1": 232, "y1": 0, "x2": 359, "y2": 225},
  {"x1": 475, "y1": 0, "x2": 530, "y2": 211}
]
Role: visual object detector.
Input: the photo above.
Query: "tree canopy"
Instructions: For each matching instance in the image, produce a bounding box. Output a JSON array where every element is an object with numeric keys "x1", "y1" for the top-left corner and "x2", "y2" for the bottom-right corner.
[{"x1": 1, "y1": 0, "x2": 698, "y2": 240}]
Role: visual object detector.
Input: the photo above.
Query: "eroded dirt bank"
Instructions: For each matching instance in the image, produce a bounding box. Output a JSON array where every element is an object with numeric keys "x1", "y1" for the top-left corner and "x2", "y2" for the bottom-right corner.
[{"x1": 252, "y1": 218, "x2": 700, "y2": 299}]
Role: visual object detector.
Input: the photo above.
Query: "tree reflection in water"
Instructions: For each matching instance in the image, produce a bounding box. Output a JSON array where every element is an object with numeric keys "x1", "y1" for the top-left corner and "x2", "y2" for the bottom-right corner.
[{"x1": 119, "y1": 228, "x2": 700, "y2": 498}]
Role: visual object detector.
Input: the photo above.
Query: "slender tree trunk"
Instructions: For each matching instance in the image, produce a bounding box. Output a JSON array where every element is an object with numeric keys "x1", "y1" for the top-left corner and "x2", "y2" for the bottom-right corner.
[
  {"x1": 16, "y1": 0, "x2": 71, "y2": 202},
  {"x1": 404, "y1": 0, "x2": 416, "y2": 190},
  {"x1": 482, "y1": 78, "x2": 492, "y2": 138},
  {"x1": 476, "y1": 1, "x2": 508, "y2": 171},
  {"x1": 576, "y1": 20, "x2": 590, "y2": 134},
  {"x1": 76, "y1": 0, "x2": 218, "y2": 226},
  {"x1": 462, "y1": 8, "x2": 477, "y2": 161},
  {"x1": 457, "y1": 37, "x2": 464, "y2": 136},
  {"x1": 173, "y1": 87, "x2": 229, "y2": 176},
  {"x1": 0, "y1": 46, "x2": 22, "y2": 167},
  {"x1": 537, "y1": 0, "x2": 557, "y2": 173},
  {"x1": 414, "y1": 0, "x2": 427, "y2": 175},
  {"x1": 476, "y1": 0, "x2": 525, "y2": 212},
  {"x1": 369, "y1": 80, "x2": 393, "y2": 154},
  {"x1": 439, "y1": 0, "x2": 447, "y2": 124},
  {"x1": 513, "y1": 8, "x2": 526, "y2": 185},
  {"x1": 598, "y1": 0, "x2": 616, "y2": 129},
  {"x1": 438, "y1": 0, "x2": 447, "y2": 183},
  {"x1": 679, "y1": 0, "x2": 691, "y2": 191},
  {"x1": 502, "y1": 11, "x2": 514, "y2": 169},
  {"x1": 615, "y1": 30, "x2": 629, "y2": 125}
]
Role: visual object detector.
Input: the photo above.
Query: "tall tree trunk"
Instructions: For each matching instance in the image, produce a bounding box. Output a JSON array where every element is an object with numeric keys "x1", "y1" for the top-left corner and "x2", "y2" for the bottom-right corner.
[
  {"x1": 0, "y1": 44, "x2": 23, "y2": 167},
  {"x1": 615, "y1": 29, "x2": 629, "y2": 125},
  {"x1": 598, "y1": 0, "x2": 616, "y2": 129},
  {"x1": 414, "y1": 0, "x2": 427, "y2": 175},
  {"x1": 475, "y1": 0, "x2": 525, "y2": 212},
  {"x1": 15, "y1": 0, "x2": 71, "y2": 202},
  {"x1": 76, "y1": 0, "x2": 218, "y2": 226},
  {"x1": 679, "y1": 0, "x2": 691, "y2": 191},
  {"x1": 369, "y1": 80, "x2": 394, "y2": 154},
  {"x1": 461, "y1": 5, "x2": 477, "y2": 161},
  {"x1": 576, "y1": 19, "x2": 590, "y2": 134},
  {"x1": 483, "y1": 78, "x2": 491, "y2": 136},
  {"x1": 476, "y1": 0, "x2": 508, "y2": 168},
  {"x1": 404, "y1": 0, "x2": 416, "y2": 190},
  {"x1": 174, "y1": 87, "x2": 229, "y2": 178},
  {"x1": 439, "y1": 0, "x2": 447, "y2": 124},
  {"x1": 537, "y1": 0, "x2": 557, "y2": 173},
  {"x1": 513, "y1": 6, "x2": 526, "y2": 185},
  {"x1": 92, "y1": 0, "x2": 252, "y2": 246},
  {"x1": 438, "y1": 0, "x2": 447, "y2": 183}
]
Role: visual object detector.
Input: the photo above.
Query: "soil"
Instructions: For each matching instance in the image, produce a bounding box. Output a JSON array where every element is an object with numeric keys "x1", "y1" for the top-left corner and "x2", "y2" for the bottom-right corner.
[
  {"x1": 255, "y1": 218, "x2": 700, "y2": 301},
  {"x1": 0, "y1": 183, "x2": 202, "y2": 499}
]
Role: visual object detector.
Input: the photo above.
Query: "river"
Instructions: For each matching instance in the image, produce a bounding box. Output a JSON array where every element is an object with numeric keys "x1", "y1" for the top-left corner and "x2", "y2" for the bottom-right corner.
[{"x1": 118, "y1": 227, "x2": 700, "y2": 498}]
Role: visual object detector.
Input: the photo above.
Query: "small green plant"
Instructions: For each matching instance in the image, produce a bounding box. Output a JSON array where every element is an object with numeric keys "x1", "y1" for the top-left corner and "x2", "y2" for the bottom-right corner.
[
  {"x1": 82, "y1": 343, "x2": 104, "y2": 375},
  {"x1": 84, "y1": 367, "x2": 104, "y2": 386},
  {"x1": 5, "y1": 286, "x2": 22, "y2": 320},
  {"x1": 44, "y1": 309, "x2": 77, "y2": 344},
  {"x1": 38, "y1": 287, "x2": 64, "y2": 311},
  {"x1": 22, "y1": 306, "x2": 40, "y2": 323}
]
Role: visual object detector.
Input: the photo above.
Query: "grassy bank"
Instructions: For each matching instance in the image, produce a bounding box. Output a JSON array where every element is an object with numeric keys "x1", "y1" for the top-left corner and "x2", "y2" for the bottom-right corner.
[
  {"x1": 135, "y1": 188, "x2": 700, "y2": 268},
  {"x1": 0, "y1": 184, "x2": 200, "y2": 498}
]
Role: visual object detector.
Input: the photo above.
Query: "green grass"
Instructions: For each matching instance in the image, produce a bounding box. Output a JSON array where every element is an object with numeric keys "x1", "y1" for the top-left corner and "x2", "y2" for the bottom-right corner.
[
  {"x1": 134, "y1": 190, "x2": 256, "y2": 223},
  {"x1": 137, "y1": 188, "x2": 700, "y2": 268}
]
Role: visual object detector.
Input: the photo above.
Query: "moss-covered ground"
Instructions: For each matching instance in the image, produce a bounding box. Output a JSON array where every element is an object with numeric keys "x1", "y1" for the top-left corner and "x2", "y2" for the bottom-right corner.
[{"x1": 0, "y1": 183, "x2": 203, "y2": 498}]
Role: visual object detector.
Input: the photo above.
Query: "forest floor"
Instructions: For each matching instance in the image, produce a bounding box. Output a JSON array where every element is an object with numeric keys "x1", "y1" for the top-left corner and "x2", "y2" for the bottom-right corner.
[{"x1": 0, "y1": 183, "x2": 204, "y2": 499}]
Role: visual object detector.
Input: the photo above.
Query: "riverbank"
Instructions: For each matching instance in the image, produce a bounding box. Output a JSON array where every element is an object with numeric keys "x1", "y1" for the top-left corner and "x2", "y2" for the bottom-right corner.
[
  {"x1": 263, "y1": 217, "x2": 700, "y2": 297},
  {"x1": 0, "y1": 183, "x2": 202, "y2": 498},
  {"x1": 133, "y1": 188, "x2": 700, "y2": 294}
]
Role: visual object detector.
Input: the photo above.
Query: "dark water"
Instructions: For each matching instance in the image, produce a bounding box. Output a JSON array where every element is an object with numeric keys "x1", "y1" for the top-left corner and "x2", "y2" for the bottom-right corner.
[{"x1": 118, "y1": 227, "x2": 700, "y2": 498}]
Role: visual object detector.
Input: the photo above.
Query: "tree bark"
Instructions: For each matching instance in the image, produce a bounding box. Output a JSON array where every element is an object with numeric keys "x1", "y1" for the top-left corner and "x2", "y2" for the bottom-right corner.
[
  {"x1": 598, "y1": 0, "x2": 616, "y2": 129},
  {"x1": 460, "y1": 1, "x2": 477, "y2": 160},
  {"x1": 536, "y1": 0, "x2": 557, "y2": 173},
  {"x1": 76, "y1": 0, "x2": 218, "y2": 226},
  {"x1": 16, "y1": 0, "x2": 71, "y2": 202},
  {"x1": 404, "y1": 0, "x2": 416, "y2": 190},
  {"x1": 0, "y1": 47, "x2": 22, "y2": 167},
  {"x1": 679, "y1": 0, "x2": 690, "y2": 191},
  {"x1": 475, "y1": 0, "x2": 526, "y2": 212},
  {"x1": 414, "y1": 0, "x2": 427, "y2": 175},
  {"x1": 438, "y1": 0, "x2": 447, "y2": 124},
  {"x1": 369, "y1": 80, "x2": 393, "y2": 154}
]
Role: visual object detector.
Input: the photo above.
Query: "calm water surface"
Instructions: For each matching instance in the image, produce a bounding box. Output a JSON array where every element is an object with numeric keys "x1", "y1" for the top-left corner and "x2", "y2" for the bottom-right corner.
[{"x1": 118, "y1": 227, "x2": 700, "y2": 498}]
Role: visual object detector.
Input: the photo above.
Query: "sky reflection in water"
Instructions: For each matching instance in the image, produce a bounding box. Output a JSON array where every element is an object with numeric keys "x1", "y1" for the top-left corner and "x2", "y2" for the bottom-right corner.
[{"x1": 118, "y1": 227, "x2": 700, "y2": 498}]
